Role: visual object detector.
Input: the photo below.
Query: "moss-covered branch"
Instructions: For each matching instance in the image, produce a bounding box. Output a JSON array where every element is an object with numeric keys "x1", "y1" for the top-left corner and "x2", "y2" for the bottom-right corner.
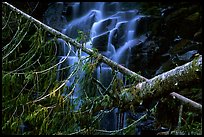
[
  {"x1": 121, "y1": 55, "x2": 202, "y2": 108},
  {"x1": 81, "y1": 56, "x2": 202, "y2": 113},
  {"x1": 2, "y1": 2, "x2": 148, "y2": 82}
]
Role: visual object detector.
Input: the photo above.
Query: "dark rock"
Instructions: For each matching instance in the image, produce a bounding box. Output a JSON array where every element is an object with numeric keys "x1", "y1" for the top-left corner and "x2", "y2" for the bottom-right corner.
[
  {"x1": 160, "y1": 6, "x2": 175, "y2": 17},
  {"x1": 164, "y1": 5, "x2": 198, "y2": 23},
  {"x1": 79, "y1": 2, "x2": 97, "y2": 16},
  {"x1": 156, "y1": 36, "x2": 171, "y2": 54},
  {"x1": 154, "y1": 60, "x2": 175, "y2": 76},
  {"x1": 65, "y1": 2, "x2": 80, "y2": 21},
  {"x1": 160, "y1": 53, "x2": 171, "y2": 62},
  {"x1": 177, "y1": 50, "x2": 198, "y2": 62},
  {"x1": 93, "y1": 18, "x2": 117, "y2": 35},
  {"x1": 173, "y1": 35, "x2": 182, "y2": 44},
  {"x1": 103, "y1": 2, "x2": 120, "y2": 16},
  {"x1": 148, "y1": 18, "x2": 162, "y2": 36},
  {"x1": 111, "y1": 10, "x2": 139, "y2": 21},
  {"x1": 154, "y1": 44, "x2": 200, "y2": 76},
  {"x1": 113, "y1": 21, "x2": 128, "y2": 49},
  {"x1": 170, "y1": 39, "x2": 191, "y2": 55},
  {"x1": 63, "y1": 10, "x2": 99, "y2": 38},
  {"x1": 43, "y1": 2, "x2": 68, "y2": 31},
  {"x1": 193, "y1": 28, "x2": 202, "y2": 42},
  {"x1": 154, "y1": 49, "x2": 197, "y2": 76},
  {"x1": 177, "y1": 12, "x2": 201, "y2": 39},
  {"x1": 169, "y1": 39, "x2": 201, "y2": 55},
  {"x1": 163, "y1": 5, "x2": 201, "y2": 39},
  {"x1": 92, "y1": 31, "x2": 110, "y2": 51},
  {"x1": 135, "y1": 16, "x2": 153, "y2": 37},
  {"x1": 127, "y1": 36, "x2": 165, "y2": 78}
]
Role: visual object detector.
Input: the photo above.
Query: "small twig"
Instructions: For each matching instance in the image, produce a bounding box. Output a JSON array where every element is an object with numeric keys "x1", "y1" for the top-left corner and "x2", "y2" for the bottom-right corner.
[
  {"x1": 177, "y1": 104, "x2": 183, "y2": 135},
  {"x1": 92, "y1": 77, "x2": 106, "y2": 91},
  {"x1": 3, "y1": 28, "x2": 28, "y2": 60},
  {"x1": 28, "y1": 2, "x2": 39, "y2": 15},
  {"x1": 2, "y1": 10, "x2": 13, "y2": 30},
  {"x1": 68, "y1": 128, "x2": 86, "y2": 135},
  {"x1": 95, "y1": 102, "x2": 159, "y2": 135},
  {"x1": 170, "y1": 92, "x2": 202, "y2": 110}
]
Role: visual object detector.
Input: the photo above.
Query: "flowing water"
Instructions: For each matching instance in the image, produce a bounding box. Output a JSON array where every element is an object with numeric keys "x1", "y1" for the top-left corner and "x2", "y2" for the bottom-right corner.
[{"x1": 52, "y1": 2, "x2": 149, "y2": 131}]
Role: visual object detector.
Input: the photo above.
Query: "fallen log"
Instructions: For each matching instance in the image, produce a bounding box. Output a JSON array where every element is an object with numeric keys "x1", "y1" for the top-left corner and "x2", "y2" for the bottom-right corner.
[
  {"x1": 3, "y1": 2, "x2": 202, "y2": 112},
  {"x1": 120, "y1": 55, "x2": 202, "y2": 109},
  {"x1": 81, "y1": 55, "x2": 202, "y2": 113}
]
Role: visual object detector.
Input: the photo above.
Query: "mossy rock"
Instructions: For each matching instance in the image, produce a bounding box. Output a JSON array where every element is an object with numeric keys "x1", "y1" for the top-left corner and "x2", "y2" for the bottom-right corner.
[
  {"x1": 193, "y1": 28, "x2": 202, "y2": 42},
  {"x1": 185, "y1": 12, "x2": 200, "y2": 22},
  {"x1": 177, "y1": 12, "x2": 201, "y2": 39},
  {"x1": 169, "y1": 39, "x2": 191, "y2": 55}
]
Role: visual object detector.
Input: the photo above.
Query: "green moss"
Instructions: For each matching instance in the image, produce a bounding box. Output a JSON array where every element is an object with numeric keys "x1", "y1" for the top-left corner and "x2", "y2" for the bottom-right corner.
[{"x1": 185, "y1": 12, "x2": 200, "y2": 21}]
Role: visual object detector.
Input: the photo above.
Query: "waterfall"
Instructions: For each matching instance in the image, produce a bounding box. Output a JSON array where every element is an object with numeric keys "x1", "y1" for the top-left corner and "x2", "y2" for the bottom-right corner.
[
  {"x1": 72, "y1": 2, "x2": 80, "y2": 19},
  {"x1": 54, "y1": 2, "x2": 149, "y2": 131}
]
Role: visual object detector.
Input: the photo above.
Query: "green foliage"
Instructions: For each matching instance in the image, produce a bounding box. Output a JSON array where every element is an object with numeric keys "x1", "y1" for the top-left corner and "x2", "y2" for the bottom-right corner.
[
  {"x1": 2, "y1": 5, "x2": 106, "y2": 135},
  {"x1": 2, "y1": 5, "x2": 75, "y2": 134},
  {"x1": 76, "y1": 30, "x2": 87, "y2": 43},
  {"x1": 175, "y1": 111, "x2": 202, "y2": 135},
  {"x1": 2, "y1": 3, "x2": 201, "y2": 135}
]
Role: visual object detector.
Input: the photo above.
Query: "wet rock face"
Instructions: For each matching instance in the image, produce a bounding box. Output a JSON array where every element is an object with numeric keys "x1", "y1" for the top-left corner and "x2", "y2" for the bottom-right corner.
[
  {"x1": 49, "y1": 2, "x2": 159, "y2": 131},
  {"x1": 135, "y1": 16, "x2": 152, "y2": 37},
  {"x1": 63, "y1": 10, "x2": 102, "y2": 38},
  {"x1": 43, "y1": 2, "x2": 202, "y2": 133},
  {"x1": 94, "y1": 18, "x2": 118, "y2": 35},
  {"x1": 42, "y1": 2, "x2": 174, "y2": 78},
  {"x1": 160, "y1": 4, "x2": 202, "y2": 40},
  {"x1": 92, "y1": 31, "x2": 110, "y2": 51},
  {"x1": 43, "y1": 2, "x2": 68, "y2": 31},
  {"x1": 112, "y1": 21, "x2": 128, "y2": 49},
  {"x1": 133, "y1": 2, "x2": 202, "y2": 78},
  {"x1": 128, "y1": 41, "x2": 160, "y2": 78},
  {"x1": 43, "y1": 1, "x2": 202, "y2": 84},
  {"x1": 153, "y1": 36, "x2": 201, "y2": 76}
]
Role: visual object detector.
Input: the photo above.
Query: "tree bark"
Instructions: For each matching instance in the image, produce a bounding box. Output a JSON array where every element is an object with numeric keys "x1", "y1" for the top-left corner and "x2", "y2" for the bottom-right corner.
[
  {"x1": 120, "y1": 55, "x2": 202, "y2": 109},
  {"x1": 170, "y1": 92, "x2": 202, "y2": 110},
  {"x1": 3, "y1": 2, "x2": 202, "y2": 111},
  {"x1": 2, "y1": 2, "x2": 148, "y2": 82}
]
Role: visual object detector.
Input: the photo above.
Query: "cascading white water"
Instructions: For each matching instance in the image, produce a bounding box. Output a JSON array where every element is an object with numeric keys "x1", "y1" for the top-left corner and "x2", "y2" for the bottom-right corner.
[
  {"x1": 72, "y1": 2, "x2": 80, "y2": 19},
  {"x1": 56, "y1": 2, "x2": 149, "y2": 131}
]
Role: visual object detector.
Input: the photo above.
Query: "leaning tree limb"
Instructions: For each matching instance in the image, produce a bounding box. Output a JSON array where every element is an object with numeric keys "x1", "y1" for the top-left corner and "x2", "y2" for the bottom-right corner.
[
  {"x1": 120, "y1": 55, "x2": 202, "y2": 110},
  {"x1": 81, "y1": 56, "x2": 202, "y2": 114},
  {"x1": 170, "y1": 92, "x2": 202, "y2": 110},
  {"x1": 2, "y1": 2, "x2": 148, "y2": 82},
  {"x1": 2, "y1": 2, "x2": 202, "y2": 113}
]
